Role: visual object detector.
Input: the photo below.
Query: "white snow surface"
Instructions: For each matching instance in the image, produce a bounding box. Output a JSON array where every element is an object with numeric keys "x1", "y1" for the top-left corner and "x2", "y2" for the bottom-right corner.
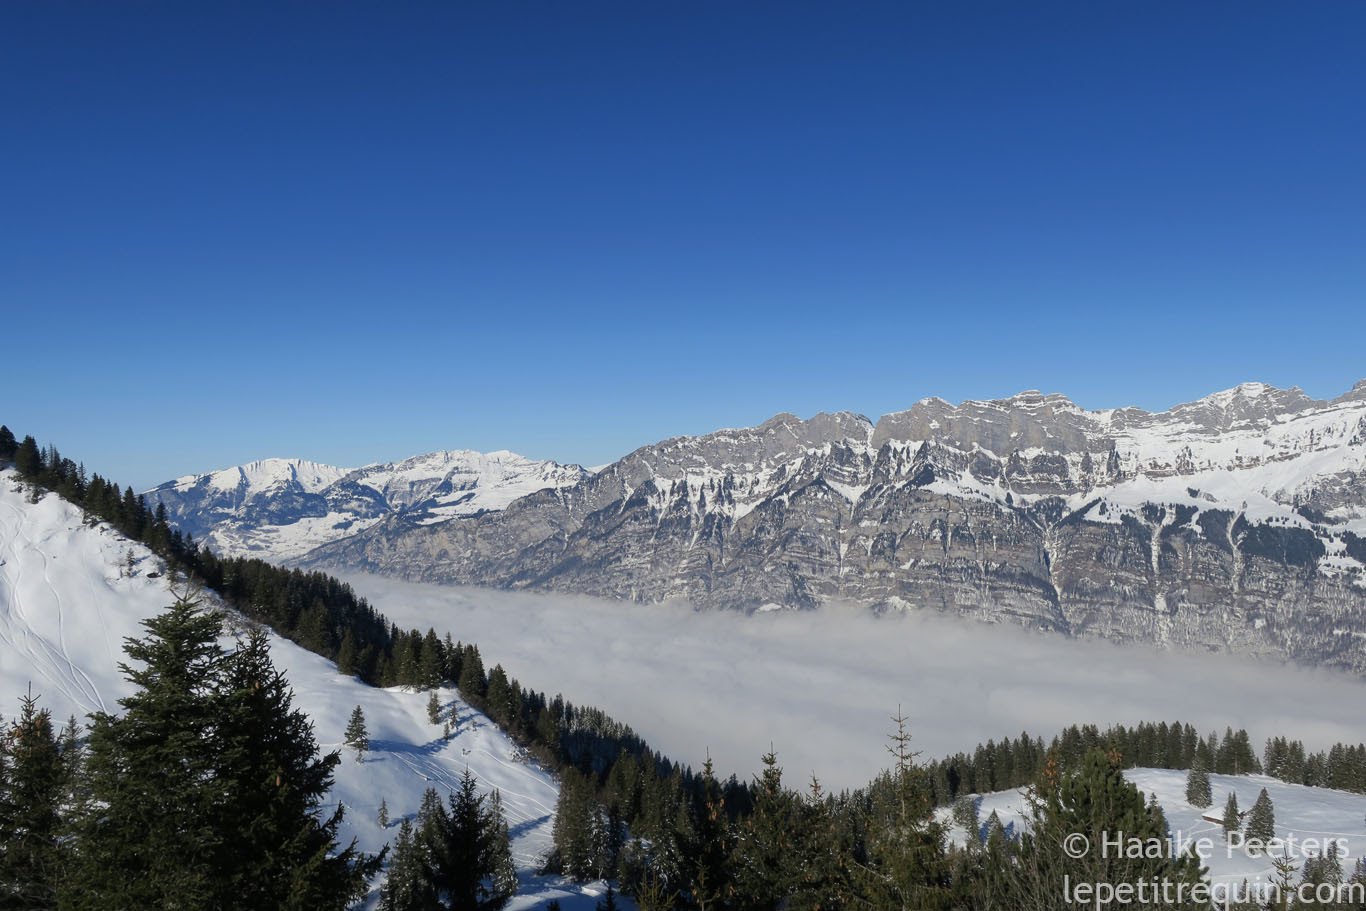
[
  {"x1": 0, "y1": 473, "x2": 621, "y2": 909},
  {"x1": 191, "y1": 457, "x2": 350, "y2": 495},
  {"x1": 944, "y1": 769, "x2": 1366, "y2": 894}
]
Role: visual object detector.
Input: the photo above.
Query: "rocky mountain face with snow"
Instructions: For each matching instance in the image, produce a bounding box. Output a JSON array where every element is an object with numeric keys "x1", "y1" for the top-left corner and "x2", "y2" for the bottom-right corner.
[
  {"x1": 146, "y1": 450, "x2": 590, "y2": 560},
  {"x1": 301, "y1": 381, "x2": 1366, "y2": 672}
]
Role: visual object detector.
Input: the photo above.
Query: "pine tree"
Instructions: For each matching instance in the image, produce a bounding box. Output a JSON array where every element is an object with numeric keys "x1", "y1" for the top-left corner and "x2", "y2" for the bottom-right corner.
[
  {"x1": 66, "y1": 592, "x2": 379, "y2": 909},
  {"x1": 1222, "y1": 791, "x2": 1240, "y2": 838},
  {"x1": 1008, "y1": 748, "x2": 1206, "y2": 910},
  {"x1": 420, "y1": 628, "x2": 445, "y2": 689},
  {"x1": 855, "y1": 710, "x2": 952, "y2": 911},
  {"x1": 595, "y1": 884, "x2": 619, "y2": 911},
  {"x1": 0, "y1": 425, "x2": 17, "y2": 464},
  {"x1": 457, "y1": 645, "x2": 486, "y2": 699},
  {"x1": 13, "y1": 435, "x2": 42, "y2": 478},
  {"x1": 0, "y1": 689, "x2": 77, "y2": 910},
  {"x1": 1185, "y1": 763, "x2": 1212, "y2": 808},
  {"x1": 211, "y1": 627, "x2": 379, "y2": 908},
  {"x1": 1270, "y1": 855, "x2": 1298, "y2": 911},
  {"x1": 728, "y1": 748, "x2": 794, "y2": 911},
  {"x1": 428, "y1": 689, "x2": 442, "y2": 725},
  {"x1": 689, "y1": 756, "x2": 734, "y2": 910},
  {"x1": 379, "y1": 818, "x2": 437, "y2": 911},
  {"x1": 65, "y1": 592, "x2": 228, "y2": 908},
  {"x1": 440, "y1": 772, "x2": 517, "y2": 910},
  {"x1": 379, "y1": 798, "x2": 390, "y2": 829},
  {"x1": 346, "y1": 704, "x2": 370, "y2": 761},
  {"x1": 788, "y1": 775, "x2": 856, "y2": 911},
  {"x1": 387, "y1": 772, "x2": 517, "y2": 911},
  {"x1": 1243, "y1": 788, "x2": 1275, "y2": 853},
  {"x1": 551, "y1": 770, "x2": 599, "y2": 880}
]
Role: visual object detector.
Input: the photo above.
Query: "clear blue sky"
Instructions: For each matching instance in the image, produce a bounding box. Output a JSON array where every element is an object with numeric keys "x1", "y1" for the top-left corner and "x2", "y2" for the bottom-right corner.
[{"x1": 3, "y1": 2, "x2": 1364, "y2": 489}]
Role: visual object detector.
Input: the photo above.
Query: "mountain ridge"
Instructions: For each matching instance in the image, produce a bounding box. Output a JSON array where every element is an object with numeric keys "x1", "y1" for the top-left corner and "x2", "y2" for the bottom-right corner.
[
  {"x1": 286, "y1": 379, "x2": 1366, "y2": 674},
  {"x1": 146, "y1": 448, "x2": 590, "y2": 560}
]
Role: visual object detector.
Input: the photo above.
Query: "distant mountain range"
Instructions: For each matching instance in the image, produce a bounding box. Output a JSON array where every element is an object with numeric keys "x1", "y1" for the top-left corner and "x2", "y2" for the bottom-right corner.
[
  {"x1": 150, "y1": 380, "x2": 1366, "y2": 672},
  {"x1": 146, "y1": 450, "x2": 589, "y2": 560}
]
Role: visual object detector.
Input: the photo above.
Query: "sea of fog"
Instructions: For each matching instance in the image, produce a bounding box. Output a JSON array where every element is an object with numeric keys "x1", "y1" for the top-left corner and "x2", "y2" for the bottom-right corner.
[{"x1": 339, "y1": 573, "x2": 1366, "y2": 792}]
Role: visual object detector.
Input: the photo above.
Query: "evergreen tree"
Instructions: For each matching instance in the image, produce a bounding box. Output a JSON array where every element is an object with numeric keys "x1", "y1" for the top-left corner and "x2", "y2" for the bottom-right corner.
[
  {"x1": 728, "y1": 749, "x2": 794, "y2": 910},
  {"x1": 951, "y1": 794, "x2": 981, "y2": 832},
  {"x1": 379, "y1": 798, "x2": 390, "y2": 829},
  {"x1": 1222, "y1": 791, "x2": 1240, "y2": 838},
  {"x1": 66, "y1": 592, "x2": 378, "y2": 909},
  {"x1": 14, "y1": 435, "x2": 42, "y2": 478},
  {"x1": 1007, "y1": 749, "x2": 1206, "y2": 910},
  {"x1": 214, "y1": 628, "x2": 379, "y2": 908},
  {"x1": 595, "y1": 884, "x2": 619, "y2": 911},
  {"x1": 788, "y1": 775, "x2": 856, "y2": 911},
  {"x1": 379, "y1": 817, "x2": 438, "y2": 911},
  {"x1": 0, "y1": 690, "x2": 77, "y2": 910},
  {"x1": 388, "y1": 772, "x2": 517, "y2": 911},
  {"x1": 1300, "y1": 840, "x2": 1344, "y2": 891},
  {"x1": 855, "y1": 710, "x2": 952, "y2": 911},
  {"x1": 1243, "y1": 788, "x2": 1275, "y2": 853},
  {"x1": 1269, "y1": 855, "x2": 1298, "y2": 911},
  {"x1": 346, "y1": 704, "x2": 370, "y2": 761},
  {"x1": 0, "y1": 425, "x2": 16, "y2": 464},
  {"x1": 457, "y1": 646, "x2": 486, "y2": 699},
  {"x1": 448, "y1": 774, "x2": 517, "y2": 910},
  {"x1": 1185, "y1": 762, "x2": 1212, "y2": 808},
  {"x1": 688, "y1": 756, "x2": 734, "y2": 910},
  {"x1": 420, "y1": 629, "x2": 445, "y2": 689},
  {"x1": 550, "y1": 770, "x2": 601, "y2": 880},
  {"x1": 65, "y1": 592, "x2": 229, "y2": 908},
  {"x1": 428, "y1": 689, "x2": 443, "y2": 725}
]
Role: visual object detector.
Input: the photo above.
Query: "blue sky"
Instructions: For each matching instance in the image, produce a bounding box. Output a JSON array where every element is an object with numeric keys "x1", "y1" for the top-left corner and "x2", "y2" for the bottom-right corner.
[{"x1": 3, "y1": 2, "x2": 1364, "y2": 489}]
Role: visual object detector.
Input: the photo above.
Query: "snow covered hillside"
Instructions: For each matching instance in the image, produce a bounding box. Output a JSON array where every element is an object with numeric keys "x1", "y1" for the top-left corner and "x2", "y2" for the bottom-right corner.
[
  {"x1": 145, "y1": 450, "x2": 590, "y2": 561},
  {"x1": 944, "y1": 769, "x2": 1366, "y2": 892},
  {"x1": 0, "y1": 471, "x2": 616, "y2": 908}
]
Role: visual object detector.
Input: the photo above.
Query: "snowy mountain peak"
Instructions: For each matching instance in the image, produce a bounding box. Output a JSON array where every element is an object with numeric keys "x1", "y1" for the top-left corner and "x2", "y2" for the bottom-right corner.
[
  {"x1": 169, "y1": 458, "x2": 350, "y2": 497},
  {"x1": 1200, "y1": 381, "x2": 1275, "y2": 404},
  {"x1": 147, "y1": 448, "x2": 588, "y2": 560}
]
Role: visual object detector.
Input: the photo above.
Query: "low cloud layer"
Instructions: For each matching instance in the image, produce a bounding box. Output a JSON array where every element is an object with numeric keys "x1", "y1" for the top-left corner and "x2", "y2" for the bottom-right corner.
[{"x1": 342, "y1": 573, "x2": 1366, "y2": 791}]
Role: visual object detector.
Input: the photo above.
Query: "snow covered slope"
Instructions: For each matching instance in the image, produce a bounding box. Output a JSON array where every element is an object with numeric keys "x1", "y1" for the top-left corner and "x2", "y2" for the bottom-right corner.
[
  {"x1": 944, "y1": 769, "x2": 1366, "y2": 894},
  {"x1": 145, "y1": 450, "x2": 589, "y2": 561},
  {"x1": 0, "y1": 471, "x2": 616, "y2": 908}
]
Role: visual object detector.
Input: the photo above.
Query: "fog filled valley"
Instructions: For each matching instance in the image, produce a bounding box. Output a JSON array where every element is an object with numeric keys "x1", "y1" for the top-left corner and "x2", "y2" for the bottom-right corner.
[{"x1": 341, "y1": 573, "x2": 1366, "y2": 793}]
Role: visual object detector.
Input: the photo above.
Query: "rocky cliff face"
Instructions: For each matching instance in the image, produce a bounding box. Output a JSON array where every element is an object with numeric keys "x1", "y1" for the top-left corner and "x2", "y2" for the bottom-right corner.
[{"x1": 302, "y1": 381, "x2": 1366, "y2": 672}]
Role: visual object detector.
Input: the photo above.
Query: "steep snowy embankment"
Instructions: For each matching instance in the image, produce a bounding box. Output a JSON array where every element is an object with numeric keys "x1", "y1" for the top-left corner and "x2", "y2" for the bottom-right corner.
[{"x1": 0, "y1": 471, "x2": 616, "y2": 908}]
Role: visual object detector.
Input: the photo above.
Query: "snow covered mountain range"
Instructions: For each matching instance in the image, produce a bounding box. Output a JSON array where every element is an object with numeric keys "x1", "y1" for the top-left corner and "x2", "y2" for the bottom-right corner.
[
  {"x1": 145, "y1": 450, "x2": 589, "y2": 560},
  {"x1": 295, "y1": 380, "x2": 1366, "y2": 672}
]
